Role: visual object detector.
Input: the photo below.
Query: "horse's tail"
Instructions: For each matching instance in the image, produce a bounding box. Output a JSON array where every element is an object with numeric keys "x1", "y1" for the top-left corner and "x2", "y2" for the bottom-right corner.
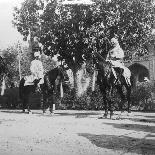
[
  {"x1": 19, "y1": 78, "x2": 25, "y2": 99},
  {"x1": 130, "y1": 73, "x2": 134, "y2": 87}
]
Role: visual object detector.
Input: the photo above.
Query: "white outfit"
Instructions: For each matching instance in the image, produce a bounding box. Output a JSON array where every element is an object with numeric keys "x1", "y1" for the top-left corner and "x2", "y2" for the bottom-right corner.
[
  {"x1": 107, "y1": 39, "x2": 131, "y2": 85},
  {"x1": 30, "y1": 59, "x2": 44, "y2": 79},
  {"x1": 24, "y1": 59, "x2": 44, "y2": 86}
]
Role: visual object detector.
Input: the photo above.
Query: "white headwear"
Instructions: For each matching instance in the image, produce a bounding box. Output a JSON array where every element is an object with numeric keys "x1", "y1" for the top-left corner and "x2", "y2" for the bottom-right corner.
[
  {"x1": 144, "y1": 77, "x2": 149, "y2": 82},
  {"x1": 111, "y1": 38, "x2": 119, "y2": 45},
  {"x1": 34, "y1": 52, "x2": 41, "y2": 58}
]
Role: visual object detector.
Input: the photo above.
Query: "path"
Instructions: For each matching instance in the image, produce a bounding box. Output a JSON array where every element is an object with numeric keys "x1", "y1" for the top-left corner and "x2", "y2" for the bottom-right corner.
[{"x1": 0, "y1": 110, "x2": 155, "y2": 155}]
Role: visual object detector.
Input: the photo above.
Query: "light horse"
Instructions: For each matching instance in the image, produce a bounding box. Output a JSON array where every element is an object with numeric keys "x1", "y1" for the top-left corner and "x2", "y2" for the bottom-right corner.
[
  {"x1": 93, "y1": 51, "x2": 132, "y2": 119},
  {"x1": 19, "y1": 66, "x2": 65, "y2": 114}
]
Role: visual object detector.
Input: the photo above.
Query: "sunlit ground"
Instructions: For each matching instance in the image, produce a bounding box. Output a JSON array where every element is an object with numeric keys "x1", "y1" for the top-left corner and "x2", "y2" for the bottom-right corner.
[{"x1": 0, "y1": 110, "x2": 155, "y2": 155}]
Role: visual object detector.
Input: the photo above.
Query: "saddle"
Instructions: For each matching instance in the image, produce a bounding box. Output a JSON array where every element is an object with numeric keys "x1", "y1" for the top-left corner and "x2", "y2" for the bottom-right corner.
[
  {"x1": 109, "y1": 61, "x2": 131, "y2": 86},
  {"x1": 24, "y1": 75, "x2": 44, "y2": 86}
]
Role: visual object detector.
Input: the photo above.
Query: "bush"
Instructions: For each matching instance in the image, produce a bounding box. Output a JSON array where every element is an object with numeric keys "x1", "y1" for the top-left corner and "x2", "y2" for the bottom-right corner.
[
  {"x1": 60, "y1": 86, "x2": 122, "y2": 111},
  {"x1": 61, "y1": 86, "x2": 104, "y2": 110},
  {"x1": 131, "y1": 81, "x2": 155, "y2": 111}
]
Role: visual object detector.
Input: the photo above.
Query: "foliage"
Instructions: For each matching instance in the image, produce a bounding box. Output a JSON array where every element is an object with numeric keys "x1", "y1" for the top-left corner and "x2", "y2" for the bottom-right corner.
[
  {"x1": 12, "y1": 0, "x2": 44, "y2": 41},
  {"x1": 131, "y1": 81, "x2": 155, "y2": 111},
  {"x1": 40, "y1": 2, "x2": 94, "y2": 71},
  {"x1": 12, "y1": 0, "x2": 155, "y2": 98},
  {"x1": 1, "y1": 45, "x2": 32, "y2": 86},
  {"x1": 2, "y1": 46, "x2": 20, "y2": 86},
  {"x1": 40, "y1": 0, "x2": 155, "y2": 65}
]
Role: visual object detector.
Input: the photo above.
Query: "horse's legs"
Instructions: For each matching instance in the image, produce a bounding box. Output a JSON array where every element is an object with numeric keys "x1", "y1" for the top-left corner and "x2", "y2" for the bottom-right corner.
[
  {"x1": 22, "y1": 95, "x2": 31, "y2": 113},
  {"x1": 109, "y1": 87, "x2": 114, "y2": 119},
  {"x1": 40, "y1": 86, "x2": 47, "y2": 113},
  {"x1": 126, "y1": 85, "x2": 131, "y2": 113},
  {"x1": 49, "y1": 92, "x2": 56, "y2": 113},
  {"x1": 100, "y1": 88, "x2": 108, "y2": 118},
  {"x1": 99, "y1": 83, "x2": 108, "y2": 118},
  {"x1": 104, "y1": 99, "x2": 108, "y2": 118},
  {"x1": 27, "y1": 95, "x2": 31, "y2": 113},
  {"x1": 41, "y1": 93, "x2": 45, "y2": 113},
  {"x1": 116, "y1": 85, "x2": 125, "y2": 112},
  {"x1": 22, "y1": 98, "x2": 26, "y2": 112},
  {"x1": 22, "y1": 96, "x2": 27, "y2": 112}
]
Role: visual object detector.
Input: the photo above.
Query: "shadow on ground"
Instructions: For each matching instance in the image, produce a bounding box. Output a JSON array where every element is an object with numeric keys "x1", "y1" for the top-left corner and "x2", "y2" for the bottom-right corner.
[
  {"x1": 104, "y1": 122, "x2": 155, "y2": 133},
  {"x1": 78, "y1": 133, "x2": 155, "y2": 155}
]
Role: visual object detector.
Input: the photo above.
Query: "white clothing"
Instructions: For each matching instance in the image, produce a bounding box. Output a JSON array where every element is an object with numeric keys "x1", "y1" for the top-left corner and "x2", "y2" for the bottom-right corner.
[
  {"x1": 109, "y1": 45, "x2": 124, "y2": 59},
  {"x1": 107, "y1": 41, "x2": 131, "y2": 85},
  {"x1": 109, "y1": 60, "x2": 131, "y2": 85},
  {"x1": 24, "y1": 59, "x2": 44, "y2": 86},
  {"x1": 34, "y1": 52, "x2": 41, "y2": 58},
  {"x1": 30, "y1": 59, "x2": 44, "y2": 79},
  {"x1": 111, "y1": 38, "x2": 119, "y2": 45}
]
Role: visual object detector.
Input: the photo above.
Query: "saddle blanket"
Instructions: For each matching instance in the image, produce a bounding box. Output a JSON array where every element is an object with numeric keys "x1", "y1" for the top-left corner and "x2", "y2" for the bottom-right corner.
[
  {"x1": 24, "y1": 75, "x2": 44, "y2": 86},
  {"x1": 109, "y1": 60, "x2": 131, "y2": 85}
]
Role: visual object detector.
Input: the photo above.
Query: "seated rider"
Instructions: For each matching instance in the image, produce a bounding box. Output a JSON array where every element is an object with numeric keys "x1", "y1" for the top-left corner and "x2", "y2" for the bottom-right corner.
[
  {"x1": 24, "y1": 51, "x2": 44, "y2": 86},
  {"x1": 107, "y1": 38, "x2": 124, "y2": 67},
  {"x1": 106, "y1": 38, "x2": 131, "y2": 84}
]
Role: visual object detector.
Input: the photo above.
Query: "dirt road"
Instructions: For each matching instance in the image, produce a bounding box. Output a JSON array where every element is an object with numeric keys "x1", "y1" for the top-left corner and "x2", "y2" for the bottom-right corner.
[{"x1": 0, "y1": 110, "x2": 155, "y2": 155}]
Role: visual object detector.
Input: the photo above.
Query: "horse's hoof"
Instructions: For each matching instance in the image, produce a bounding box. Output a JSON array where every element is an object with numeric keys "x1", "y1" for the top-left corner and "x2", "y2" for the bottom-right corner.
[
  {"x1": 98, "y1": 116, "x2": 104, "y2": 119},
  {"x1": 98, "y1": 114, "x2": 107, "y2": 119},
  {"x1": 127, "y1": 112, "x2": 133, "y2": 117},
  {"x1": 28, "y1": 111, "x2": 32, "y2": 114},
  {"x1": 43, "y1": 111, "x2": 53, "y2": 115},
  {"x1": 111, "y1": 115, "x2": 120, "y2": 120}
]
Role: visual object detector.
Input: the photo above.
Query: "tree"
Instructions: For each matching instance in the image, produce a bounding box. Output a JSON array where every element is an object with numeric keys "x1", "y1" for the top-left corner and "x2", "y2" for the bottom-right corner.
[
  {"x1": 12, "y1": 0, "x2": 155, "y2": 97},
  {"x1": 85, "y1": 0, "x2": 155, "y2": 56},
  {"x1": 2, "y1": 45, "x2": 32, "y2": 86},
  {"x1": 40, "y1": 1, "x2": 96, "y2": 96},
  {"x1": 39, "y1": 0, "x2": 155, "y2": 96},
  {"x1": 12, "y1": 0, "x2": 45, "y2": 58}
]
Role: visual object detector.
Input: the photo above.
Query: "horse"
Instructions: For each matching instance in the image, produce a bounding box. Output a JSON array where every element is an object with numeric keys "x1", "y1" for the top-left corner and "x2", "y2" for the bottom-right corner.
[
  {"x1": 93, "y1": 51, "x2": 132, "y2": 119},
  {"x1": 40, "y1": 67, "x2": 65, "y2": 114},
  {"x1": 19, "y1": 66, "x2": 65, "y2": 114}
]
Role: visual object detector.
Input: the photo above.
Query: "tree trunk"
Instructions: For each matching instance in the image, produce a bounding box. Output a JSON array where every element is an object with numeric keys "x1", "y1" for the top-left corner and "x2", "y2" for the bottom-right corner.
[{"x1": 72, "y1": 69, "x2": 78, "y2": 107}]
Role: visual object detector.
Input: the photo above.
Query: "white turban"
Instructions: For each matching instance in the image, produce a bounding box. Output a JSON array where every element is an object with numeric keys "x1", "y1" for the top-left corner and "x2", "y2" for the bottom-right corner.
[
  {"x1": 34, "y1": 52, "x2": 41, "y2": 58},
  {"x1": 111, "y1": 38, "x2": 119, "y2": 45}
]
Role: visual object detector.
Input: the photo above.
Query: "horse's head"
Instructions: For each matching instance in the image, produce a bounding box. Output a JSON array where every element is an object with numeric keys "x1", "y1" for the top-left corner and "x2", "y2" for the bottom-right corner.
[
  {"x1": 33, "y1": 78, "x2": 41, "y2": 85},
  {"x1": 33, "y1": 78, "x2": 42, "y2": 92},
  {"x1": 93, "y1": 51, "x2": 112, "y2": 77}
]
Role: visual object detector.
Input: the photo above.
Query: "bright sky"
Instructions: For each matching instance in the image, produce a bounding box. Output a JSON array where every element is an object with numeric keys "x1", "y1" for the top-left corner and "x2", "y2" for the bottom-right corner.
[{"x1": 0, "y1": 0, "x2": 26, "y2": 49}]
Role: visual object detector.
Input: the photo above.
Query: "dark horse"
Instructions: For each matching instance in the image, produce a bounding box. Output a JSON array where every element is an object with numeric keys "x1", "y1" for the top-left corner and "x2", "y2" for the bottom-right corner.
[
  {"x1": 93, "y1": 51, "x2": 132, "y2": 119},
  {"x1": 19, "y1": 67, "x2": 64, "y2": 114}
]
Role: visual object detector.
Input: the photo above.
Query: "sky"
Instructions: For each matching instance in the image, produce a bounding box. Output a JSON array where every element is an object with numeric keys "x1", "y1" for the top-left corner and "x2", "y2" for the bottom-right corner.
[{"x1": 0, "y1": 0, "x2": 26, "y2": 49}]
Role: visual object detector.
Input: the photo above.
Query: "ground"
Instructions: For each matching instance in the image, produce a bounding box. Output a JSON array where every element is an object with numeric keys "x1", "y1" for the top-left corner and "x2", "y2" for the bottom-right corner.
[{"x1": 0, "y1": 110, "x2": 155, "y2": 155}]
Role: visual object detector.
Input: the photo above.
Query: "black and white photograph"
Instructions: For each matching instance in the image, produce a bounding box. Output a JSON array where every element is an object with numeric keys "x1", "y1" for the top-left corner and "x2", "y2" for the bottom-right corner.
[{"x1": 0, "y1": 0, "x2": 155, "y2": 154}]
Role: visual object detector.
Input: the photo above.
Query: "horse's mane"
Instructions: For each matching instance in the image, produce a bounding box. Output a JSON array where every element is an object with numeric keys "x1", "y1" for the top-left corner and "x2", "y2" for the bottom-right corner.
[{"x1": 93, "y1": 51, "x2": 112, "y2": 70}]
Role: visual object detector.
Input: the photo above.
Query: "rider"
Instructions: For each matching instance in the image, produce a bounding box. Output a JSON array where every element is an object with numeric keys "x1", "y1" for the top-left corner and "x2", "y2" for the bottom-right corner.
[
  {"x1": 24, "y1": 51, "x2": 44, "y2": 86},
  {"x1": 107, "y1": 37, "x2": 131, "y2": 85},
  {"x1": 107, "y1": 37, "x2": 124, "y2": 66}
]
